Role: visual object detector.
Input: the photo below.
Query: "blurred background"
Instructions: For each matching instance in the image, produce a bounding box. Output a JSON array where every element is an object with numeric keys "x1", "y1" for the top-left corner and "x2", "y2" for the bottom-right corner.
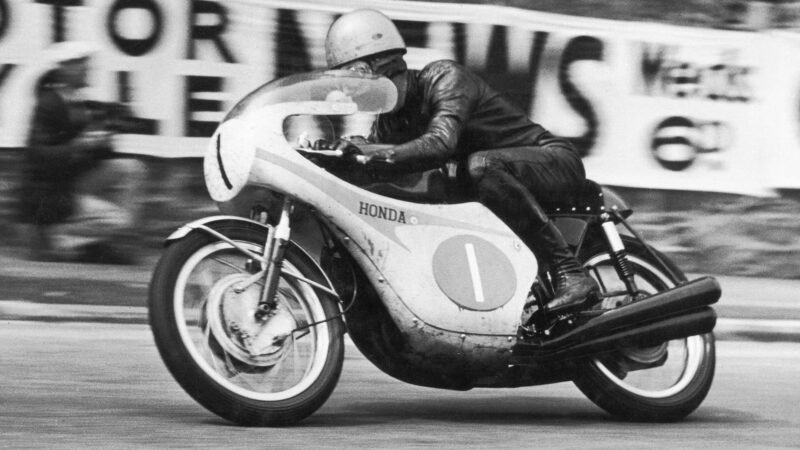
[{"x1": 0, "y1": 0, "x2": 799, "y2": 277}]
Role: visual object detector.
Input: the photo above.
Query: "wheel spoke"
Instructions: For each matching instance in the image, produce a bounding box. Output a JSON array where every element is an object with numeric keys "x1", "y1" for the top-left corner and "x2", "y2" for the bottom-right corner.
[
  {"x1": 591, "y1": 265, "x2": 608, "y2": 292},
  {"x1": 209, "y1": 255, "x2": 249, "y2": 273}
]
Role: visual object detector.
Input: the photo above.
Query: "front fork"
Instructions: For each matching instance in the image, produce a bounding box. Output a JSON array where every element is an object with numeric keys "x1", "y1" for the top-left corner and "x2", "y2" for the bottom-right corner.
[
  {"x1": 599, "y1": 212, "x2": 639, "y2": 296},
  {"x1": 254, "y1": 198, "x2": 294, "y2": 320}
]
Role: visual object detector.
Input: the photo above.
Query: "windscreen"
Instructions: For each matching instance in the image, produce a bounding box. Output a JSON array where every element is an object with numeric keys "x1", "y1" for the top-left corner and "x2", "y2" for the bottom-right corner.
[{"x1": 224, "y1": 70, "x2": 398, "y2": 121}]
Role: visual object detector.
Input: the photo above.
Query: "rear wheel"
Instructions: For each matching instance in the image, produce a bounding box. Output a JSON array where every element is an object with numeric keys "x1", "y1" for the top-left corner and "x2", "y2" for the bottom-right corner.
[
  {"x1": 572, "y1": 236, "x2": 716, "y2": 421},
  {"x1": 148, "y1": 222, "x2": 344, "y2": 426}
]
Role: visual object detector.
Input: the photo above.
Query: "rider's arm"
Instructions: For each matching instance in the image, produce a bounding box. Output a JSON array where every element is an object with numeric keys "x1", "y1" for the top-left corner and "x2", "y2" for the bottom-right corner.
[{"x1": 377, "y1": 62, "x2": 479, "y2": 172}]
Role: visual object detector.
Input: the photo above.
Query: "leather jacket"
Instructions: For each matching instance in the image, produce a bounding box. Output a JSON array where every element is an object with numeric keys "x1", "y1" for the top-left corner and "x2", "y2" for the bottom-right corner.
[{"x1": 372, "y1": 60, "x2": 568, "y2": 171}]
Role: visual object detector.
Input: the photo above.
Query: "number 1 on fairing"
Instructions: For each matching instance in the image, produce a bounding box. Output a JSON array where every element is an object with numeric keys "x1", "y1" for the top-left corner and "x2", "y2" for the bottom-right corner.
[{"x1": 465, "y1": 243, "x2": 485, "y2": 303}]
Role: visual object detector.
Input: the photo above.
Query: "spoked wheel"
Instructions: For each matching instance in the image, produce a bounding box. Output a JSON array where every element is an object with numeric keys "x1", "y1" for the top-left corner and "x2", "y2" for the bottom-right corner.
[
  {"x1": 572, "y1": 236, "x2": 715, "y2": 422},
  {"x1": 148, "y1": 222, "x2": 344, "y2": 426}
]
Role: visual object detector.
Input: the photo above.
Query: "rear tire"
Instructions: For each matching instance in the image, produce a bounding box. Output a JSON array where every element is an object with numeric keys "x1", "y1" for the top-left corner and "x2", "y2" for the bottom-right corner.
[
  {"x1": 148, "y1": 222, "x2": 344, "y2": 426},
  {"x1": 572, "y1": 236, "x2": 716, "y2": 421}
]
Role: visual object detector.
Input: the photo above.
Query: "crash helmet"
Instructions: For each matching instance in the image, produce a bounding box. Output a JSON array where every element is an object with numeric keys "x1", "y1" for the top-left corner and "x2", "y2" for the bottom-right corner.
[{"x1": 325, "y1": 9, "x2": 407, "y2": 69}]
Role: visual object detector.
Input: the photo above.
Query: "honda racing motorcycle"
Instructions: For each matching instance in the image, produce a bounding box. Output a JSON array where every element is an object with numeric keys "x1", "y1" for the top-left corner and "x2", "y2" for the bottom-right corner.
[{"x1": 148, "y1": 70, "x2": 720, "y2": 426}]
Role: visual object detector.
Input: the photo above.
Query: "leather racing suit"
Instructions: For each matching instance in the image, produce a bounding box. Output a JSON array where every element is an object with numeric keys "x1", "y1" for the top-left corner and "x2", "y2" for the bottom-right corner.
[{"x1": 372, "y1": 60, "x2": 585, "y2": 251}]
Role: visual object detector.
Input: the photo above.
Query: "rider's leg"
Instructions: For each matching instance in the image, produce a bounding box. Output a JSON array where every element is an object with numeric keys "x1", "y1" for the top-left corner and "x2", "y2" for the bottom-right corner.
[{"x1": 467, "y1": 148, "x2": 598, "y2": 313}]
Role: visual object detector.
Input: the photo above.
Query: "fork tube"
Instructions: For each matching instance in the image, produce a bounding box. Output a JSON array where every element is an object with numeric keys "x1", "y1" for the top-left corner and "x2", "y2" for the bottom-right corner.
[
  {"x1": 256, "y1": 198, "x2": 293, "y2": 318},
  {"x1": 260, "y1": 222, "x2": 276, "y2": 270},
  {"x1": 600, "y1": 213, "x2": 639, "y2": 295}
]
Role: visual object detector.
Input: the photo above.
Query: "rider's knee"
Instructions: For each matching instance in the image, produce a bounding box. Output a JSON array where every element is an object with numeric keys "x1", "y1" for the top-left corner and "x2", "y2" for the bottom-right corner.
[{"x1": 466, "y1": 152, "x2": 507, "y2": 182}]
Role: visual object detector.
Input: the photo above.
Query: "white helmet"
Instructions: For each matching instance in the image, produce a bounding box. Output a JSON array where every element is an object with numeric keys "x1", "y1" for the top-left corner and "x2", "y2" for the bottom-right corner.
[{"x1": 325, "y1": 9, "x2": 406, "y2": 69}]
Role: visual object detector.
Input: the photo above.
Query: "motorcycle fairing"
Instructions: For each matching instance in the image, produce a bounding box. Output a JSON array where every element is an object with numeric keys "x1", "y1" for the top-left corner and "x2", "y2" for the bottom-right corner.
[{"x1": 205, "y1": 101, "x2": 537, "y2": 337}]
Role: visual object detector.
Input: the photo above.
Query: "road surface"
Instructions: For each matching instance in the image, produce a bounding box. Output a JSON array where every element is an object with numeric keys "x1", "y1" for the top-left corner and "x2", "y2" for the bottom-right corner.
[{"x1": 1, "y1": 321, "x2": 798, "y2": 448}]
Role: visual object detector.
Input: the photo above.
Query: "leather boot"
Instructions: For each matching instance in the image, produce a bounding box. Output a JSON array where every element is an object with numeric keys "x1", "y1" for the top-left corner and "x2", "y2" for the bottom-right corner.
[
  {"x1": 526, "y1": 221, "x2": 599, "y2": 315},
  {"x1": 470, "y1": 167, "x2": 597, "y2": 317}
]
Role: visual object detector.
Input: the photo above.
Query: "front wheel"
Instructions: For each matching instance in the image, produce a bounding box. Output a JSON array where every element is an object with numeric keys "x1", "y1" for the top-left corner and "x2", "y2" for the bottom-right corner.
[
  {"x1": 148, "y1": 222, "x2": 344, "y2": 426},
  {"x1": 572, "y1": 236, "x2": 716, "y2": 421}
]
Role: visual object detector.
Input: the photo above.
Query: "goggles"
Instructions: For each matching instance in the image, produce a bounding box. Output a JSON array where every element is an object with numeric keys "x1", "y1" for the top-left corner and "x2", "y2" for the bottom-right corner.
[{"x1": 342, "y1": 52, "x2": 406, "y2": 78}]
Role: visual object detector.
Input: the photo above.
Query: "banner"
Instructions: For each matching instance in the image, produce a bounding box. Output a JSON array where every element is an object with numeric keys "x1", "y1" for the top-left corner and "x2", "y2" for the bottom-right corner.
[
  {"x1": 0, "y1": 0, "x2": 798, "y2": 195},
  {"x1": 761, "y1": 30, "x2": 800, "y2": 191}
]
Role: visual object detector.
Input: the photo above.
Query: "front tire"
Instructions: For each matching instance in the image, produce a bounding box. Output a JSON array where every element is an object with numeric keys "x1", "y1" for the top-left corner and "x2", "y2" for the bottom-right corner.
[
  {"x1": 572, "y1": 236, "x2": 716, "y2": 421},
  {"x1": 148, "y1": 222, "x2": 344, "y2": 426}
]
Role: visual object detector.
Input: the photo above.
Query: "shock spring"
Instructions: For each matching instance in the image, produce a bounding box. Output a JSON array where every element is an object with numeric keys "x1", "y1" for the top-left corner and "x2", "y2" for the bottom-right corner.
[{"x1": 601, "y1": 214, "x2": 639, "y2": 295}]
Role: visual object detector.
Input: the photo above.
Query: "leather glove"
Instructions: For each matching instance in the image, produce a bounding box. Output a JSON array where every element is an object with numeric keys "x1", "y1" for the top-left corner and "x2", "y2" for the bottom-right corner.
[{"x1": 301, "y1": 138, "x2": 364, "y2": 169}]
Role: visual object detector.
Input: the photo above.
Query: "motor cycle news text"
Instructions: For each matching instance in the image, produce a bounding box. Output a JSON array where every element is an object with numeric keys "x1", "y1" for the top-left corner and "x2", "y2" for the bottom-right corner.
[{"x1": 1, "y1": 0, "x2": 799, "y2": 195}]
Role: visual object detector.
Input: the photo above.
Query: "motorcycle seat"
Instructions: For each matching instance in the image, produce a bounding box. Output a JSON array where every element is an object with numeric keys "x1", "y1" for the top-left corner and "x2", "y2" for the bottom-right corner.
[
  {"x1": 541, "y1": 179, "x2": 632, "y2": 218},
  {"x1": 354, "y1": 169, "x2": 631, "y2": 218}
]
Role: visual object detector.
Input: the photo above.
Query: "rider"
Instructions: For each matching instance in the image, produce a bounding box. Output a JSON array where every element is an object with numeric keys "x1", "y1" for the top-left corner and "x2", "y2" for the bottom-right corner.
[{"x1": 323, "y1": 9, "x2": 599, "y2": 316}]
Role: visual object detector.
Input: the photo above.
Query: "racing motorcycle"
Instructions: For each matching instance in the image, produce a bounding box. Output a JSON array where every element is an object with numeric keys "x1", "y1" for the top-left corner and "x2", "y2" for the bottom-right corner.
[{"x1": 148, "y1": 70, "x2": 720, "y2": 426}]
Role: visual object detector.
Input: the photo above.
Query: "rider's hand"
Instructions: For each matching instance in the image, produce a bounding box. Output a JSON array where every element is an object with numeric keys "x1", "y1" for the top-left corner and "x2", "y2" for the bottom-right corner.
[
  {"x1": 302, "y1": 138, "x2": 364, "y2": 169},
  {"x1": 330, "y1": 139, "x2": 364, "y2": 160}
]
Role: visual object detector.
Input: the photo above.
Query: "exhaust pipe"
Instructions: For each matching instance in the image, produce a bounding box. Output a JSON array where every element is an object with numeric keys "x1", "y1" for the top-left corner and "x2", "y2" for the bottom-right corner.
[
  {"x1": 536, "y1": 307, "x2": 716, "y2": 362},
  {"x1": 511, "y1": 276, "x2": 720, "y2": 363}
]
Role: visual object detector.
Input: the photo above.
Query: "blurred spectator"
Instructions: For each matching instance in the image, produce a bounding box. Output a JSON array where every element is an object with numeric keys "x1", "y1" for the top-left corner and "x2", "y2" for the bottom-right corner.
[{"x1": 16, "y1": 41, "x2": 145, "y2": 264}]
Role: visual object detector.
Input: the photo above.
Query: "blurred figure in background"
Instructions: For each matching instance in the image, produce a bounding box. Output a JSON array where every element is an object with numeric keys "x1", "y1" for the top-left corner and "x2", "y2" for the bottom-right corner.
[{"x1": 17, "y1": 41, "x2": 145, "y2": 264}]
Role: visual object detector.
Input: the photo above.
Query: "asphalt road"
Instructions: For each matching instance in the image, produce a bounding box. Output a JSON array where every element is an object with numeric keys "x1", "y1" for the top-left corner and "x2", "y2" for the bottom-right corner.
[{"x1": 1, "y1": 321, "x2": 799, "y2": 448}]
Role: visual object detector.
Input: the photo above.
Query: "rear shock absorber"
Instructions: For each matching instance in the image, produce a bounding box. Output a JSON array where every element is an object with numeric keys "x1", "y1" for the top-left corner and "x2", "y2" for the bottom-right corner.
[{"x1": 600, "y1": 213, "x2": 639, "y2": 296}]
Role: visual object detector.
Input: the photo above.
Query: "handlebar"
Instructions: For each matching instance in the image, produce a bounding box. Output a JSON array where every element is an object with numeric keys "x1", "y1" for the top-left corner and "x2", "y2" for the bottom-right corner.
[{"x1": 294, "y1": 147, "x2": 369, "y2": 164}]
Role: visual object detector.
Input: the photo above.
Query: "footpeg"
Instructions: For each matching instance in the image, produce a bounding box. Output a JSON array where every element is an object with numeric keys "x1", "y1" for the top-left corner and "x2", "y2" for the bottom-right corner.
[{"x1": 528, "y1": 289, "x2": 601, "y2": 335}]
